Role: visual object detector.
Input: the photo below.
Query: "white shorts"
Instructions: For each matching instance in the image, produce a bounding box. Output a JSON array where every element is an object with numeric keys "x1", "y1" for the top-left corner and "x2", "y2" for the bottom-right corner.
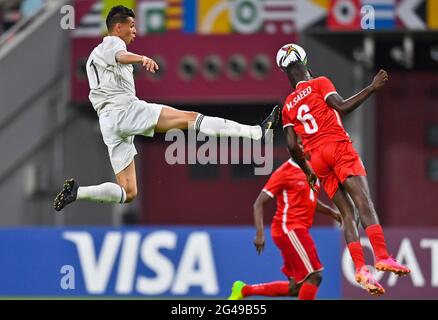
[{"x1": 99, "y1": 100, "x2": 163, "y2": 174}]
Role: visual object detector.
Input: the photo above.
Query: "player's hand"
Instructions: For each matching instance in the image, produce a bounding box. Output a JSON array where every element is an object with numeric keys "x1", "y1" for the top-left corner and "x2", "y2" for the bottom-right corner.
[
  {"x1": 370, "y1": 69, "x2": 388, "y2": 91},
  {"x1": 141, "y1": 56, "x2": 159, "y2": 73},
  {"x1": 254, "y1": 234, "x2": 265, "y2": 255},
  {"x1": 331, "y1": 210, "x2": 343, "y2": 227},
  {"x1": 306, "y1": 171, "x2": 318, "y2": 192}
]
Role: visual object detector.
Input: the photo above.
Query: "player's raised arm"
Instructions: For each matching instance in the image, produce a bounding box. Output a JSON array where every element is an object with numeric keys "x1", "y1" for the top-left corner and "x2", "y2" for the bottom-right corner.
[
  {"x1": 253, "y1": 191, "x2": 273, "y2": 255},
  {"x1": 283, "y1": 126, "x2": 317, "y2": 190},
  {"x1": 326, "y1": 69, "x2": 389, "y2": 115},
  {"x1": 115, "y1": 51, "x2": 159, "y2": 73}
]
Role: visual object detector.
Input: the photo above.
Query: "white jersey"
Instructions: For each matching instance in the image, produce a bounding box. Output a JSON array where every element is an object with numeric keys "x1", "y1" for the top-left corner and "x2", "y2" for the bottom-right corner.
[{"x1": 86, "y1": 36, "x2": 138, "y2": 115}]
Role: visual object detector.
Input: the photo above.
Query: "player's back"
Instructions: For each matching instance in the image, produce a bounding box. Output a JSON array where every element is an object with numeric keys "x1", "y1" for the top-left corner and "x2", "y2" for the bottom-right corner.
[
  {"x1": 265, "y1": 160, "x2": 319, "y2": 236},
  {"x1": 282, "y1": 77, "x2": 350, "y2": 152},
  {"x1": 86, "y1": 36, "x2": 138, "y2": 115}
]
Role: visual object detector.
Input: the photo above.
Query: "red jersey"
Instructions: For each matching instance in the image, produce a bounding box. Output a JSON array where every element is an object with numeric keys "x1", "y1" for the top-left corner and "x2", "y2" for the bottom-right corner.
[
  {"x1": 282, "y1": 77, "x2": 350, "y2": 153},
  {"x1": 262, "y1": 159, "x2": 320, "y2": 237}
]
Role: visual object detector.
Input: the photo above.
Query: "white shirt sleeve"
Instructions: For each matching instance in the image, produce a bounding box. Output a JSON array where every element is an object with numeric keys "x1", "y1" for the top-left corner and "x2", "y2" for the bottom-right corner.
[{"x1": 101, "y1": 36, "x2": 127, "y2": 66}]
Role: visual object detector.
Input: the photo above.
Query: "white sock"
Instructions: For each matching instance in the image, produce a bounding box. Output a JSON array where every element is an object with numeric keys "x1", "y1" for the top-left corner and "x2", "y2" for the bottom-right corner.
[
  {"x1": 194, "y1": 114, "x2": 262, "y2": 139},
  {"x1": 77, "y1": 183, "x2": 126, "y2": 204}
]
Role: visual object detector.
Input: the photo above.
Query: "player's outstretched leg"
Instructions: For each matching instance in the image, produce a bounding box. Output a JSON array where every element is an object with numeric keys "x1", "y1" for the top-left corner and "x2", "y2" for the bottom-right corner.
[
  {"x1": 53, "y1": 178, "x2": 79, "y2": 211},
  {"x1": 156, "y1": 105, "x2": 281, "y2": 140},
  {"x1": 195, "y1": 104, "x2": 281, "y2": 141}
]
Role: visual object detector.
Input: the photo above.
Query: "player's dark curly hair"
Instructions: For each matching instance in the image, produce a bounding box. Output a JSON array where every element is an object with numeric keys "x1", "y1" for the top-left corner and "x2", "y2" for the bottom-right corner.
[{"x1": 106, "y1": 5, "x2": 135, "y2": 31}]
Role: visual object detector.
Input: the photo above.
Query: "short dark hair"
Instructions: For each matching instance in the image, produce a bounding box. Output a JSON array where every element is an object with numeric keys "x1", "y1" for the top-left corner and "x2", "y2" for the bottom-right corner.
[
  {"x1": 286, "y1": 60, "x2": 309, "y2": 73},
  {"x1": 106, "y1": 5, "x2": 135, "y2": 31}
]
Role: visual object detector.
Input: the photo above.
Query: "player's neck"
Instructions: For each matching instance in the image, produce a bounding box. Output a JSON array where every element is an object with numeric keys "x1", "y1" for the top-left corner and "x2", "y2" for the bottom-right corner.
[
  {"x1": 290, "y1": 74, "x2": 312, "y2": 89},
  {"x1": 291, "y1": 78, "x2": 309, "y2": 89},
  {"x1": 108, "y1": 32, "x2": 120, "y2": 39},
  {"x1": 107, "y1": 32, "x2": 127, "y2": 45}
]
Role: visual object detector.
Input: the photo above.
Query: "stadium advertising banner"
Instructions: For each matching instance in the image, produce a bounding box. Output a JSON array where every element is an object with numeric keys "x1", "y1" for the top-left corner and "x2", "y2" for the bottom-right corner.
[
  {"x1": 0, "y1": 226, "x2": 435, "y2": 299},
  {"x1": 0, "y1": 227, "x2": 340, "y2": 298},
  {"x1": 72, "y1": 0, "x2": 438, "y2": 38}
]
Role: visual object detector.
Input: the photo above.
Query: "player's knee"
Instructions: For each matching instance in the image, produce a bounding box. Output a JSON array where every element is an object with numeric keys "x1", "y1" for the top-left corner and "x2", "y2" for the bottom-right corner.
[
  {"x1": 343, "y1": 213, "x2": 356, "y2": 226},
  {"x1": 353, "y1": 187, "x2": 373, "y2": 208},
  {"x1": 337, "y1": 199, "x2": 355, "y2": 218},
  {"x1": 125, "y1": 188, "x2": 138, "y2": 203},
  {"x1": 307, "y1": 272, "x2": 322, "y2": 287},
  {"x1": 173, "y1": 111, "x2": 198, "y2": 130}
]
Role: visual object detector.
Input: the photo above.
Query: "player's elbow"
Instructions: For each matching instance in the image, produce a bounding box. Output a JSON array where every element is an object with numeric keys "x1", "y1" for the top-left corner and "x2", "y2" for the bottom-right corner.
[
  {"x1": 253, "y1": 196, "x2": 266, "y2": 210},
  {"x1": 328, "y1": 101, "x2": 345, "y2": 116},
  {"x1": 336, "y1": 106, "x2": 348, "y2": 116}
]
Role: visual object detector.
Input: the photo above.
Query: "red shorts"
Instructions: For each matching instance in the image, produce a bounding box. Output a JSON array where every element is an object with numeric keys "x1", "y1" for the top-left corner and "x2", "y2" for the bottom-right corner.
[
  {"x1": 272, "y1": 228, "x2": 323, "y2": 283},
  {"x1": 308, "y1": 141, "x2": 366, "y2": 199}
]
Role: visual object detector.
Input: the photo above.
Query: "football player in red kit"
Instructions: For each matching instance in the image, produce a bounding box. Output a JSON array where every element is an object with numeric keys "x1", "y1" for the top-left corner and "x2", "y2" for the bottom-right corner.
[
  {"x1": 276, "y1": 44, "x2": 410, "y2": 296},
  {"x1": 228, "y1": 157, "x2": 342, "y2": 300}
]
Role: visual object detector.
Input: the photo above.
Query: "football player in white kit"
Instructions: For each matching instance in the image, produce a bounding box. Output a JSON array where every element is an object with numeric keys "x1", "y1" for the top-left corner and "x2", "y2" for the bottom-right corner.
[{"x1": 54, "y1": 5, "x2": 279, "y2": 211}]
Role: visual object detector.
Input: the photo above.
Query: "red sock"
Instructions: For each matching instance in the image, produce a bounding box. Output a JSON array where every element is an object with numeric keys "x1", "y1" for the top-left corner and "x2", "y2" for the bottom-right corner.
[
  {"x1": 298, "y1": 282, "x2": 318, "y2": 300},
  {"x1": 347, "y1": 241, "x2": 366, "y2": 272},
  {"x1": 365, "y1": 224, "x2": 389, "y2": 259},
  {"x1": 242, "y1": 281, "x2": 290, "y2": 297}
]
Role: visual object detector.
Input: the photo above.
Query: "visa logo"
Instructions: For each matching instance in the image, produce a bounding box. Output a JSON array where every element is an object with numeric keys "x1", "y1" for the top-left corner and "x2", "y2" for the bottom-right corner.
[{"x1": 63, "y1": 231, "x2": 218, "y2": 295}]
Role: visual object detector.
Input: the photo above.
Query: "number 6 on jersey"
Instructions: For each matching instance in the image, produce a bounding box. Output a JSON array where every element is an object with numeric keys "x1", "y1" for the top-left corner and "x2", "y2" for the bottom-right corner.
[{"x1": 297, "y1": 104, "x2": 318, "y2": 134}]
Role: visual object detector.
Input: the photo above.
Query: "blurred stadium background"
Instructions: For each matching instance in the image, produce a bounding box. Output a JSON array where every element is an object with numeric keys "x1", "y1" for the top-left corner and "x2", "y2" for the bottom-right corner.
[{"x1": 0, "y1": 0, "x2": 437, "y2": 299}]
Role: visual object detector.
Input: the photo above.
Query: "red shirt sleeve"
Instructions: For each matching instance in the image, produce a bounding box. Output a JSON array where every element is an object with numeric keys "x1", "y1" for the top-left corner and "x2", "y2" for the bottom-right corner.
[
  {"x1": 262, "y1": 169, "x2": 285, "y2": 198},
  {"x1": 315, "y1": 76, "x2": 337, "y2": 101},
  {"x1": 282, "y1": 104, "x2": 293, "y2": 129}
]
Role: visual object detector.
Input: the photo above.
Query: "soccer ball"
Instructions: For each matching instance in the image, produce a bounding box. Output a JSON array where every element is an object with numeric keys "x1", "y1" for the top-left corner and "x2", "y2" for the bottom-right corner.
[{"x1": 276, "y1": 43, "x2": 307, "y2": 71}]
